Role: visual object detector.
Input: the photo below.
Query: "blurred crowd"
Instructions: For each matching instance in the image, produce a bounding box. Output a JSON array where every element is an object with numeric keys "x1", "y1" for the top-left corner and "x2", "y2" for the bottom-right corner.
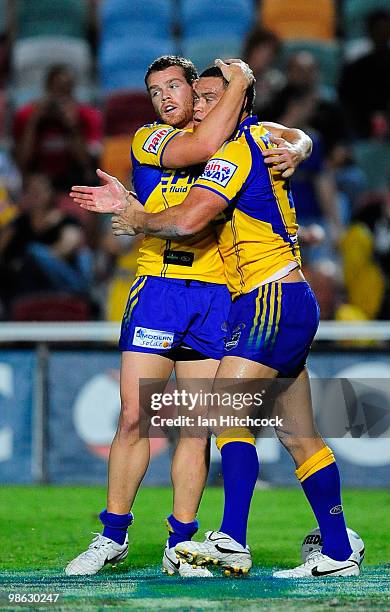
[{"x1": 0, "y1": 0, "x2": 389, "y2": 322}]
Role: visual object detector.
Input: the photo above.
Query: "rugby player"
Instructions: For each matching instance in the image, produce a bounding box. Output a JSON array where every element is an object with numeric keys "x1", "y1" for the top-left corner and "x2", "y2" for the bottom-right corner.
[
  {"x1": 108, "y1": 67, "x2": 360, "y2": 579},
  {"x1": 67, "y1": 57, "x2": 312, "y2": 578}
]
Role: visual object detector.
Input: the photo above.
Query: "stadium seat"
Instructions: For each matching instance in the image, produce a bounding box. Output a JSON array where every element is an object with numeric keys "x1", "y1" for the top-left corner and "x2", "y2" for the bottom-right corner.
[
  {"x1": 100, "y1": 135, "x2": 134, "y2": 187},
  {"x1": 343, "y1": 0, "x2": 390, "y2": 39},
  {"x1": 181, "y1": 0, "x2": 253, "y2": 38},
  {"x1": 104, "y1": 92, "x2": 154, "y2": 137},
  {"x1": 15, "y1": 0, "x2": 88, "y2": 40},
  {"x1": 182, "y1": 36, "x2": 243, "y2": 72},
  {"x1": 11, "y1": 36, "x2": 92, "y2": 95},
  {"x1": 100, "y1": 0, "x2": 173, "y2": 40},
  {"x1": 352, "y1": 140, "x2": 390, "y2": 190},
  {"x1": 281, "y1": 41, "x2": 341, "y2": 88},
  {"x1": 11, "y1": 293, "x2": 92, "y2": 321},
  {"x1": 99, "y1": 37, "x2": 176, "y2": 93},
  {"x1": 0, "y1": 1, "x2": 5, "y2": 33},
  {"x1": 260, "y1": 0, "x2": 336, "y2": 41}
]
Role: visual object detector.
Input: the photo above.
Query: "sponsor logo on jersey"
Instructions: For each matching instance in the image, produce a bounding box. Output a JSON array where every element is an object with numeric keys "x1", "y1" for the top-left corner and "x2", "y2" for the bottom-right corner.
[
  {"x1": 142, "y1": 128, "x2": 174, "y2": 155},
  {"x1": 200, "y1": 158, "x2": 237, "y2": 187},
  {"x1": 133, "y1": 327, "x2": 174, "y2": 349},
  {"x1": 330, "y1": 505, "x2": 343, "y2": 515}
]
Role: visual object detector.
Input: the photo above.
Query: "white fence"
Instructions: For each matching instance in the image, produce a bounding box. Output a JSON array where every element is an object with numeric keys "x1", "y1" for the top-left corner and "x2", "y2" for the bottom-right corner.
[{"x1": 1, "y1": 321, "x2": 390, "y2": 342}]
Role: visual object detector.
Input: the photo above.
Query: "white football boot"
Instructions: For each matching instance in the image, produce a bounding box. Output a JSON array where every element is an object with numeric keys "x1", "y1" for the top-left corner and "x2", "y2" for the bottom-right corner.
[
  {"x1": 162, "y1": 544, "x2": 213, "y2": 577},
  {"x1": 175, "y1": 531, "x2": 252, "y2": 575},
  {"x1": 65, "y1": 533, "x2": 128, "y2": 576},
  {"x1": 273, "y1": 549, "x2": 361, "y2": 578}
]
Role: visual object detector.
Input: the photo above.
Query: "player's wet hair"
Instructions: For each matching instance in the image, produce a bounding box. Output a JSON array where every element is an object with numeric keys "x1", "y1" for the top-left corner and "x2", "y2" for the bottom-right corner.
[
  {"x1": 199, "y1": 66, "x2": 256, "y2": 115},
  {"x1": 145, "y1": 56, "x2": 199, "y2": 88},
  {"x1": 200, "y1": 66, "x2": 229, "y2": 86}
]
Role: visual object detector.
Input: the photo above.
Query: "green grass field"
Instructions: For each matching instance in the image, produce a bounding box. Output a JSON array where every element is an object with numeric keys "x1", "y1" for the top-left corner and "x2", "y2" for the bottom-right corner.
[{"x1": 0, "y1": 486, "x2": 389, "y2": 610}]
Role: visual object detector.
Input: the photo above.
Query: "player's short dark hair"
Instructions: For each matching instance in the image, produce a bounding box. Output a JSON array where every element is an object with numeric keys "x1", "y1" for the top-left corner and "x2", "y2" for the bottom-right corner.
[
  {"x1": 144, "y1": 55, "x2": 198, "y2": 88},
  {"x1": 199, "y1": 66, "x2": 255, "y2": 115},
  {"x1": 200, "y1": 66, "x2": 228, "y2": 86}
]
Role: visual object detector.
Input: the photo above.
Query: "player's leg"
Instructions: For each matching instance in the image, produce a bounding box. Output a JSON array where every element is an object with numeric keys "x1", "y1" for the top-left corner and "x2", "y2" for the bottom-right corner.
[
  {"x1": 176, "y1": 356, "x2": 277, "y2": 574},
  {"x1": 168, "y1": 281, "x2": 230, "y2": 531},
  {"x1": 66, "y1": 275, "x2": 178, "y2": 576},
  {"x1": 106, "y1": 351, "x2": 174, "y2": 516},
  {"x1": 65, "y1": 351, "x2": 174, "y2": 576},
  {"x1": 162, "y1": 356, "x2": 219, "y2": 577},
  {"x1": 258, "y1": 281, "x2": 358, "y2": 577},
  {"x1": 170, "y1": 357, "x2": 218, "y2": 524},
  {"x1": 273, "y1": 368, "x2": 358, "y2": 578},
  {"x1": 162, "y1": 281, "x2": 230, "y2": 576},
  {"x1": 213, "y1": 357, "x2": 277, "y2": 547},
  {"x1": 175, "y1": 284, "x2": 280, "y2": 573},
  {"x1": 166, "y1": 358, "x2": 217, "y2": 537}
]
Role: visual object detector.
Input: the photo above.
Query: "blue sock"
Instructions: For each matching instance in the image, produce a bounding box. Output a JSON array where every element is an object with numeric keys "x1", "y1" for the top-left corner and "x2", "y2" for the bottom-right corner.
[
  {"x1": 100, "y1": 509, "x2": 133, "y2": 545},
  {"x1": 219, "y1": 441, "x2": 259, "y2": 547},
  {"x1": 166, "y1": 514, "x2": 199, "y2": 548},
  {"x1": 300, "y1": 462, "x2": 352, "y2": 561}
]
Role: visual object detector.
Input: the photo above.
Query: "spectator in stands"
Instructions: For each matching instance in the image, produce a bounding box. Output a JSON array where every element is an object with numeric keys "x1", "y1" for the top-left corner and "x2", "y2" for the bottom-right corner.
[
  {"x1": 13, "y1": 64, "x2": 102, "y2": 191},
  {"x1": 304, "y1": 258, "x2": 342, "y2": 321},
  {"x1": 276, "y1": 86, "x2": 343, "y2": 261},
  {"x1": 99, "y1": 227, "x2": 143, "y2": 321},
  {"x1": 0, "y1": 148, "x2": 22, "y2": 200},
  {"x1": 265, "y1": 51, "x2": 347, "y2": 155},
  {"x1": 242, "y1": 27, "x2": 284, "y2": 115},
  {"x1": 340, "y1": 190, "x2": 390, "y2": 320},
  {"x1": 339, "y1": 9, "x2": 390, "y2": 138},
  {"x1": 327, "y1": 144, "x2": 368, "y2": 225},
  {"x1": 0, "y1": 173, "x2": 93, "y2": 317}
]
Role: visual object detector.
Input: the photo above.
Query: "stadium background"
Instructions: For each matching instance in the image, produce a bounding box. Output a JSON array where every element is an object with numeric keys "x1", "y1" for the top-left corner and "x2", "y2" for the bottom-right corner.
[{"x1": 0, "y1": 1, "x2": 389, "y2": 609}]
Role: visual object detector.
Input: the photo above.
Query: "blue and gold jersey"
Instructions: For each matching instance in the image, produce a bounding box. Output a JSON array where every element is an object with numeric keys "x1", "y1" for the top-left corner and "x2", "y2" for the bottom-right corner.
[
  {"x1": 192, "y1": 116, "x2": 301, "y2": 299},
  {"x1": 131, "y1": 122, "x2": 225, "y2": 283}
]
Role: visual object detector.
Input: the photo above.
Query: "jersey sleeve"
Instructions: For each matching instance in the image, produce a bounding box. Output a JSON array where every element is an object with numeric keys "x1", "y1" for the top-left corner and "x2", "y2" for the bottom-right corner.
[
  {"x1": 191, "y1": 140, "x2": 252, "y2": 203},
  {"x1": 131, "y1": 123, "x2": 181, "y2": 167}
]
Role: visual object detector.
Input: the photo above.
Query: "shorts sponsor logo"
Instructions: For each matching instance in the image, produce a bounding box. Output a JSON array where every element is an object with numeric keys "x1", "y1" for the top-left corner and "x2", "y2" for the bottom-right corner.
[
  {"x1": 142, "y1": 128, "x2": 174, "y2": 155},
  {"x1": 225, "y1": 323, "x2": 245, "y2": 351},
  {"x1": 225, "y1": 332, "x2": 241, "y2": 351},
  {"x1": 133, "y1": 327, "x2": 174, "y2": 350},
  {"x1": 200, "y1": 159, "x2": 237, "y2": 187},
  {"x1": 330, "y1": 504, "x2": 343, "y2": 515}
]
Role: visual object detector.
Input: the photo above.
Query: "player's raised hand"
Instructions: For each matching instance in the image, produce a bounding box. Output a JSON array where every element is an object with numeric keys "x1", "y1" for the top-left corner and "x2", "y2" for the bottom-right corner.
[
  {"x1": 261, "y1": 135, "x2": 301, "y2": 178},
  {"x1": 214, "y1": 58, "x2": 254, "y2": 86},
  {"x1": 69, "y1": 169, "x2": 128, "y2": 213},
  {"x1": 111, "y1": 192, "x2": 144, "y2": 236}
]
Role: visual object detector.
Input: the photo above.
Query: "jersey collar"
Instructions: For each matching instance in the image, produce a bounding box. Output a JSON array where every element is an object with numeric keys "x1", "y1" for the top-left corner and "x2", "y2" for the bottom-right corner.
[
  {"x1": 234, "y1": 115, "x2": 259, "y2": 138},
  {"x1": 240, "y1": 115, "x2": 259, "y2": 129}
]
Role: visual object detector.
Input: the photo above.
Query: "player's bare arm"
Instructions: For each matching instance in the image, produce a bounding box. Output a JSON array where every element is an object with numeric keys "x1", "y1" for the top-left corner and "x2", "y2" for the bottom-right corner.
[
  {"x1": 112, "y1": 188, "x2": 226, "y2": 239},
  {"x1": 261, "y1": 124, "x2": 313, "y2": 178},
  {"x1": 161, "y1": 60, "x2": 254, "y2": 168},
  {"x1": 70, "y1": 126, "x2": 309, "y2": 215}
]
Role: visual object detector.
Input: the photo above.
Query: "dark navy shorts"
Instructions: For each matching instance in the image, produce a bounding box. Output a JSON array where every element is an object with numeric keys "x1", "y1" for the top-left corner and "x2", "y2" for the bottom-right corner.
[
  {"x1": 224, "y1": 281, "x2": 320, "y2": 376},
  {"x1": 119, "y1": 276, "x2": 231, "y2": 360}
]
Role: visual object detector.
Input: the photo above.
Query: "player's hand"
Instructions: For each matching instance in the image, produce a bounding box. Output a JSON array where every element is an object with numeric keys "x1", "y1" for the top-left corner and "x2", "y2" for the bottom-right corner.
[
  {"x1": 214, "y1": 58, "x2": 254, "y2": 86},
  {"x1": 69, "y1": 169, "x2": 128, "y2": 213},
  {"x1": 261, "y1": 135, "x2": 301, "y2": 178},
  {"x1": 111, "y1": 192, "x2": 144, "y2": 236}
]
